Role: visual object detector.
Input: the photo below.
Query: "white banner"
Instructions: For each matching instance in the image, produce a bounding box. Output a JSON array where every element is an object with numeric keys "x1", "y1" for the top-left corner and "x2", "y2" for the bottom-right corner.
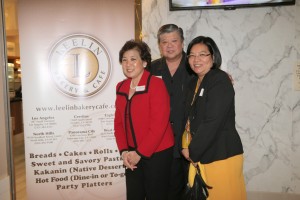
[{"x1": 18, "y1": 1, "x2": 134, "y2": 199}]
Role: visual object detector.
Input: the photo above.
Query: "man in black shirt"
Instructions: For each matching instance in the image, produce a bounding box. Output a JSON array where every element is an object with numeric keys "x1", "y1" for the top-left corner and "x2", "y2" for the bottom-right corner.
[{"x1": 149, "y1": 24, "x2": 194, "y2": 200}]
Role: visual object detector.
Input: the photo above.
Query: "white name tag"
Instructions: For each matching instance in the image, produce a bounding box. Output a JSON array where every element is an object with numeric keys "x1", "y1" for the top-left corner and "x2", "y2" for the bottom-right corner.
[
  {"x1": 199, "y1": 88, "x2": 204, "y2": 96},
  {"x1": 136, "y1": 85, "x2": 145, "y2": 91},
  {"x1": 155, "y1": 76, "x2": 162, "y2": 79}
]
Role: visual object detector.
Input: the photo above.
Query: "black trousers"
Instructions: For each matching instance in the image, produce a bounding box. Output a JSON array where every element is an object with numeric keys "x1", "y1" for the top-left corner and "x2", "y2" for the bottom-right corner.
[
  {"x1": 125, "y1": 147, "x2": 173, "y2": 200},
  {"x1": 168, "y1": 157, "x2": 188, "y2": 200}
]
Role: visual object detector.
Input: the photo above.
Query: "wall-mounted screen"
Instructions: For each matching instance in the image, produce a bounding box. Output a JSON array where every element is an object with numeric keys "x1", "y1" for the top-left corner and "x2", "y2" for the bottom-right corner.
[{"x1": 169, "y1": 0, "x2": 296, "y2": 10}]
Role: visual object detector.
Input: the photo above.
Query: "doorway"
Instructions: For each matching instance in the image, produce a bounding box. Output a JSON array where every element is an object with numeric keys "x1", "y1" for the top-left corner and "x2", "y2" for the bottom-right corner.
[{"x1": 2, "y1": 0, "x2": 26, "y2": 199}]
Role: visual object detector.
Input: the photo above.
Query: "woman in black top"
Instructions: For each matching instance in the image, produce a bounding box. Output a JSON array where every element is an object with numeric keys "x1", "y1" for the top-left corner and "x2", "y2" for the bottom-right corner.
[{"x1": 181, "y1": 36, "x2": 246, "y2": 200}]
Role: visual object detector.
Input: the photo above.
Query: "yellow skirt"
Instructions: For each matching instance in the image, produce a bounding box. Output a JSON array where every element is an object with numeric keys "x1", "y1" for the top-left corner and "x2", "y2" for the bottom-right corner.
[{"x1": 189, "y1": 154, "x2": 246, "y2": 200}]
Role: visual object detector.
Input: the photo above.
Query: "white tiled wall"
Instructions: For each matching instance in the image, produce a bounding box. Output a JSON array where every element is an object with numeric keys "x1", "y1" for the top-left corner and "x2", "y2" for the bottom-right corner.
[{"x1": 142, "y1": 0, "x2": 300, "y2": 196}]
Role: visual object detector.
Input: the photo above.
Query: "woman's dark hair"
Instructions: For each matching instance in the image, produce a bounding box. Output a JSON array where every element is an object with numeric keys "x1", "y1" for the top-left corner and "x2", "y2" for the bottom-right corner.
[
  {"x1": 119, "y1": 40, "x2": 152, "y2": 68},
  {"x1": 186, "y1": 36, "x2": 222, "y2": 69},
  {"x1": 157, "y1": 24, "x2": 184, "y2": 43}
]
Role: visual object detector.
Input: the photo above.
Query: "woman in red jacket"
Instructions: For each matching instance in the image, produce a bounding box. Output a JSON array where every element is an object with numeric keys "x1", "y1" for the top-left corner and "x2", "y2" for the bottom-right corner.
[{"x1": 114, "y1": 40, "x2": 174, "y2": 200}]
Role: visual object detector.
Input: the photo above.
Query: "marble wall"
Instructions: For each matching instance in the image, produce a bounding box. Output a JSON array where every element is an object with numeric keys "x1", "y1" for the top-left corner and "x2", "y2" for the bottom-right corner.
[{"x1": 142, "y1": 0, "x2": 300, "y2": 194}]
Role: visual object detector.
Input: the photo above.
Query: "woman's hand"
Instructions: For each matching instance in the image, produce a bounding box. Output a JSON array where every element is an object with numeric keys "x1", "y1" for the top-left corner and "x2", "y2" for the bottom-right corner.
[
  {"x1": 122, "y1": 151, "x2": 140, "y2": 171},
  {"x1": 182, "y1": 148, "x2": 190, "y2": 160},
  {"x1": 122, "y1": 151, "x2": 136, "y2": 171},
  {"x1": 182, "y1": 148, "x2": 197, "y2": 167},
  {"x1": 127, "y1": 151, "x2": 141, "y2": 168}
]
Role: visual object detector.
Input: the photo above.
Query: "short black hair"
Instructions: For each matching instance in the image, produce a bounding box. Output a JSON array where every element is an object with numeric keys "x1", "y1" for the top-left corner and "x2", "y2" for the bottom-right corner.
[
  {"x1": 157, "y1": 24, "x2": 184, "y2": 43},
  {"x1": 119, "y1": 40, "x2": 152, "y2": 68}
]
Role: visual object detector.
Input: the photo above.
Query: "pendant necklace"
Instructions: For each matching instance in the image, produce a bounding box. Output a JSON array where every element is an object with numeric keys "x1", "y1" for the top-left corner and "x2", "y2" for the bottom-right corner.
[{"x1": 130, "y1": 80, "x2": 137, "y2": 90}]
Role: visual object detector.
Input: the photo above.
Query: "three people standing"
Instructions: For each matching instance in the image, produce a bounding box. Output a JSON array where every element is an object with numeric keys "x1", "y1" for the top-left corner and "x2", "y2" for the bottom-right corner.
[{"x1": 114, "y1": 24, "x2": 246, "y2": 200}]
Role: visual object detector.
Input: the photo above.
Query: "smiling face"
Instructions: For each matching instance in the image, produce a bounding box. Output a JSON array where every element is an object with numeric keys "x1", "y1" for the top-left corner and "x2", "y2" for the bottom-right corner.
[
  {"x1": 188, "y1": 43, "x2": 213, "y2": 78},
  {"x1": 121, "y1": 48, "x2": 146, "y2": 82},
  {"x1": 159, "y1": 31, "x2": 184, "y2": 62}
]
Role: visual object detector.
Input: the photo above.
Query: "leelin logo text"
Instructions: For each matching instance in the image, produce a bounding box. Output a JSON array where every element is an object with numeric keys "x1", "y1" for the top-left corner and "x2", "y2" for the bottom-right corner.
[{"x1": 49, "y1": 34, "x2": 111, "y2": 98}]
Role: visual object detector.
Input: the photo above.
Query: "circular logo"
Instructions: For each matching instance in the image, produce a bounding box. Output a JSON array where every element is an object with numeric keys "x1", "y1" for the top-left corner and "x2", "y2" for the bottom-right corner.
[{"x1": 49, "y1": 34, "x2": 111, "y2": 98}]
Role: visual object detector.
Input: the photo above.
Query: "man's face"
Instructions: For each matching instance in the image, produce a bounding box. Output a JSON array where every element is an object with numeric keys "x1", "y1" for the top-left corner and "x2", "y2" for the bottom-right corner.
[{"x1": 159, "y1": 31, "x2": 184, "y2": 61}]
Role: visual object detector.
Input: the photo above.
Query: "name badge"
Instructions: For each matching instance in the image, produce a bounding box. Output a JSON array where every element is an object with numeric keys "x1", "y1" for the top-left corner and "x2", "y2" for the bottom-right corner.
[
  {"x1": 155, "y1": 76, "x2": 162, "y2": 79},
  {"x1": 199, "y1": 88, "x2": 204, "y2": 96},
  {"x1": 136, "y1": 85, "x2": 145, "y2": 91}
]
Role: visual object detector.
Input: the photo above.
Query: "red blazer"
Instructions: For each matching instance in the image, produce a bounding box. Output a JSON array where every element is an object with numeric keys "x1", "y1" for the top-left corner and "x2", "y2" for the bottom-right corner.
[{"x1": 114, "y1": 70, "x2": 174, "y2": 158}]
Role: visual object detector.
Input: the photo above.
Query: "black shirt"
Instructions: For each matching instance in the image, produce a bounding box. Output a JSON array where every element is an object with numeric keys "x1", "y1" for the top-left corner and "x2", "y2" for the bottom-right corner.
[{"x1": 150, "y1": 52, "x2": 194, "y2": 157}]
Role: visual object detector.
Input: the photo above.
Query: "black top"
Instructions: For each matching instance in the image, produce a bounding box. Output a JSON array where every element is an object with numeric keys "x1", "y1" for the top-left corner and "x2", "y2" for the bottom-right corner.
[
  {"x1": 150, "y1": 52, "x2": 194, "y2": 157},
  {"x1": 185, "y1": 69, "x2": 243, "y2": 164}
]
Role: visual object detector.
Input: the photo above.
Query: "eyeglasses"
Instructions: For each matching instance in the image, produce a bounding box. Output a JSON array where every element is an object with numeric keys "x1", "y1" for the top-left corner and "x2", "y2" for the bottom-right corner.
[{"x1": 187, "y1": 53, "x2": 211, "y2": 60}]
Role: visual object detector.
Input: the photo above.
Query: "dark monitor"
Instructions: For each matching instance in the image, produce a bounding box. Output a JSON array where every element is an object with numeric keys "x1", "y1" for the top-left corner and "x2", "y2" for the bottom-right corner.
[{"x1": 169, "y1": 0, "x2": 296, "y2": 10}]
